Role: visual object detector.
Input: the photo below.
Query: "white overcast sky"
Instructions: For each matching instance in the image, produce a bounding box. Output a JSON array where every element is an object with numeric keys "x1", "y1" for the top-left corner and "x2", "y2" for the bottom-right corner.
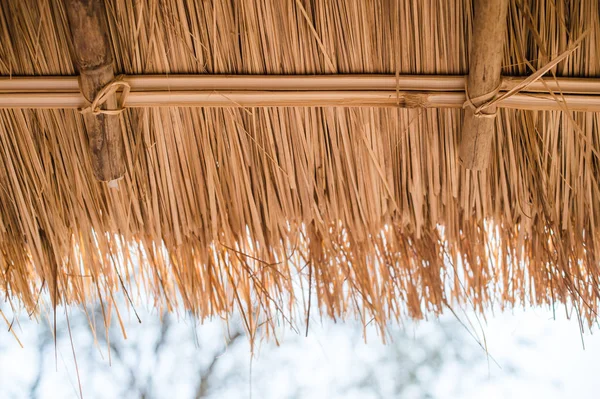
[{"x1": 2, "y1": 303, "x2": 600, "y2": 399}]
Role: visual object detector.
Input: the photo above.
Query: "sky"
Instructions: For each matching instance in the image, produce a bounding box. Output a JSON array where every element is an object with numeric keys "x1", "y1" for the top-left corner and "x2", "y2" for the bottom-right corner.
[
  {"x1": 2, "y1": 302, "x2": 600, "y2": 399},
  {"x1": 438, "y1": 309, "x2": 600, "y2": 399}
]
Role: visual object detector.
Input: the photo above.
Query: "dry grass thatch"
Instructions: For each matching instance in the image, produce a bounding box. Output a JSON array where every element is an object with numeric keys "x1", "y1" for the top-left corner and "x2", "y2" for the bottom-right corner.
[{"x1": 0, "y1": 0, "x2": 600, "y2": 336}]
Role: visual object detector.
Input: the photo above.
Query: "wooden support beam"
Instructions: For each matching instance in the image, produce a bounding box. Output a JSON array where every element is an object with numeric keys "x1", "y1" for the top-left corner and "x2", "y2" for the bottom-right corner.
[
  {"x1": 64, "y1": 0, "x2": 125, "y2": 181},
  {"x1": 458, "y1": 0, "x2": 510, "y2": 170}
]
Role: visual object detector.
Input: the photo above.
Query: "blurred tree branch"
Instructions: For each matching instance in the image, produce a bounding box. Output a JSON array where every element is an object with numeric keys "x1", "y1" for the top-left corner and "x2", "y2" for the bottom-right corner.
[{"x1": 195, "y1": 330, "x2": 243, "y2": 399}]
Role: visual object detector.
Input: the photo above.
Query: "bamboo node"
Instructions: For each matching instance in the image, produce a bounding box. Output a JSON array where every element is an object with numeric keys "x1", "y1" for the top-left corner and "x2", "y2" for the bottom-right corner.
[
  {"x1": 80, "y1": 75, "x2": 130, "y2": 116},
  {"x1": 463, "y1": 82, "x2": 501, "y2": 118}
]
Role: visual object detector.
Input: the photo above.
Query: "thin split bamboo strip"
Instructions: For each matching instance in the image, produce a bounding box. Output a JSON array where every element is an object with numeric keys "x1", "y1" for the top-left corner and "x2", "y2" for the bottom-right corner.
[
  {"x1": 2, "y1": 74, "x2": 600, "y2": 94},
  {"x1": 501, "y1": 77, "x2": 600, "y2": 94},
  {"x1": 3, "y1": 90, "x2": 600, "y2": 112}
]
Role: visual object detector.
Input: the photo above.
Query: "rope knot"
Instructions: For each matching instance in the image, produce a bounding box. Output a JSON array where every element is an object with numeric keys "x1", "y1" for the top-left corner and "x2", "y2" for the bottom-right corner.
[
  {"x1": 80, "y1": 74, "x2": 130, "y2": 116},
  {"x1": 463, "y1": 82, "x2": 501, "y2": 119}
]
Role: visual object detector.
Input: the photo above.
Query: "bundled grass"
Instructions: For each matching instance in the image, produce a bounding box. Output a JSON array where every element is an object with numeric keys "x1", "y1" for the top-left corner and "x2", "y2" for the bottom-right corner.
[{"x1": 0, "y1": 0, "x2": 600, "y2": 335}]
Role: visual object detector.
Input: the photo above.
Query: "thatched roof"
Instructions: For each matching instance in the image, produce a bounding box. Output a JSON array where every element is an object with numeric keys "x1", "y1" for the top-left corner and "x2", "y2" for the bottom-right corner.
[{"x1": 1, "y1": 0, "x2": 600, "y2": 334}]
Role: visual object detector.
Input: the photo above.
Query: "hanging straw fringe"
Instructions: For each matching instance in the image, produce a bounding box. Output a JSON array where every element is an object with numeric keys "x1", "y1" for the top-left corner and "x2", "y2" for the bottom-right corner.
[
  {"x1": 79, "y1": 74, "x2": 130, "y2": 116},
  {"x1": 2, "y1": 0, "x2": 600, "y2": 338}
]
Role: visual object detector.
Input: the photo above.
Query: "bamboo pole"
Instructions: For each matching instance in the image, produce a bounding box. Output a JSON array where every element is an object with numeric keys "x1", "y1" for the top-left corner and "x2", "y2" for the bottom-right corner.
[
  {"x1": 64, "y1": 0, "x2": 125, "y2": 181},
  {"x1": 3, "y1": 74, "x2": 600, "y2": 94},
  {"x1": 458, "y1": 0, "x2": 510, "y2": 170},
  {"x1": 3, "y1": 90, "x2": 600, "y2": 112}
]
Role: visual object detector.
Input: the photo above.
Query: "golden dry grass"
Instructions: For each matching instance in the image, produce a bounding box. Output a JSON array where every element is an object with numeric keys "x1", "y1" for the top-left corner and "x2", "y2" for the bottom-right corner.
[{"x1": 0, "y1": 0, "x2": 600, "y2": 335}]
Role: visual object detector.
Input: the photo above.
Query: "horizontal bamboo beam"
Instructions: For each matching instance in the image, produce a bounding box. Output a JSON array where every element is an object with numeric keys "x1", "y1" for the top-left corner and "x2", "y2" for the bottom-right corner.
[
  {"x1": 2, "y1": 90, "x2": 600, "y2": 112},
  {"x1": 2, "y1": 74, "x2": 600, "y2": 94},
  {"x1": 0, "y1": 74, "x2": 463, "y2": 92},
  {"x1": 2, "y1": 75, "x2": 600, "y2": 111}
]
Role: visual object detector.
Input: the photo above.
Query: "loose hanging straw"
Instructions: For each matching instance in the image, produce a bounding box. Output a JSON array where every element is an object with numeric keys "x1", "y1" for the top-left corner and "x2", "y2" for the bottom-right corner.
[{"x1": 2, "y1": 0, "x2": 600, "y2": 340}]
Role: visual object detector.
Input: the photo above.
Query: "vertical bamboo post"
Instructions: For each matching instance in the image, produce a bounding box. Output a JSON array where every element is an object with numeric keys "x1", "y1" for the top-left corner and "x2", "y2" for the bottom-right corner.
[
  {"x1": 64, "y1": 0, "x2": 126, "y2": 181},
  {"x1": 458, "y1": 0, "x2": 509, "y2": 170}
]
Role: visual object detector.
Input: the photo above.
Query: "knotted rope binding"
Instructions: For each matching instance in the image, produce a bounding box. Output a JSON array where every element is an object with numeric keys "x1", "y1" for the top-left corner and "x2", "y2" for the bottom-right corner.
[
  {"x1": 463, "y1": 82, "x2": 501, "y2": 118},
  {"x1": 462, "y1": 31, "x2": 589, "y2": 119},
  {"x1": 79, "y1": 74, "x2": 130, "y2": 116}
]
